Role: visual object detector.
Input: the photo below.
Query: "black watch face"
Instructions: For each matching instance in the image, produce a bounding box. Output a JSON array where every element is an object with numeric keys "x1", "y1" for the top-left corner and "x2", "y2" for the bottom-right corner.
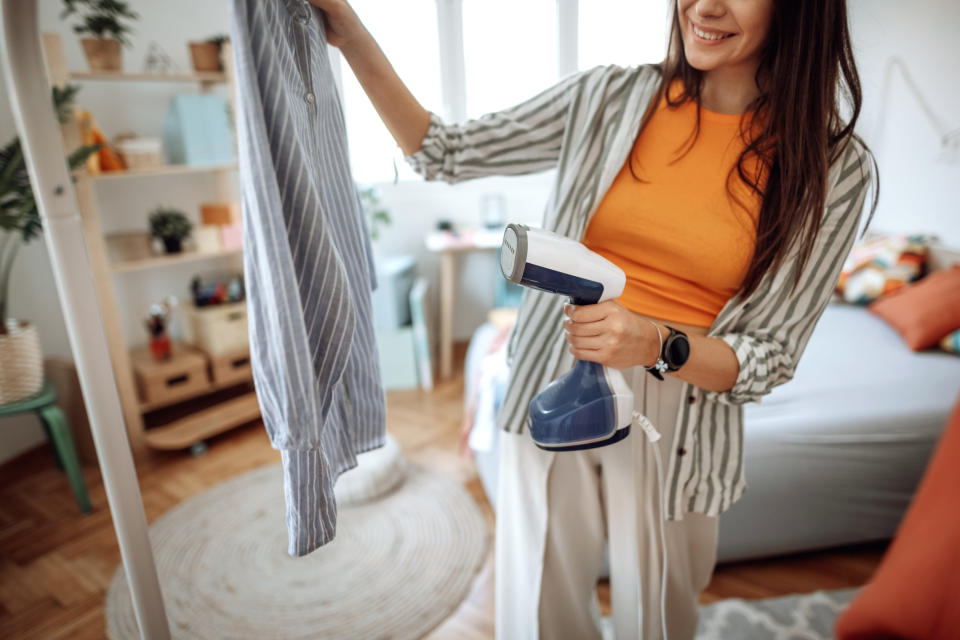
[{"x1": 667, "y1": 334, "x2": 690, "y2": 368}]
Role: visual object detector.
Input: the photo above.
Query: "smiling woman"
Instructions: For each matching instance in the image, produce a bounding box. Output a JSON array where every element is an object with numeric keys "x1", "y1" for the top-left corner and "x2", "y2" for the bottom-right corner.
[{"x1": 306, "y1": 0, "x2": 877, "y2": 638}]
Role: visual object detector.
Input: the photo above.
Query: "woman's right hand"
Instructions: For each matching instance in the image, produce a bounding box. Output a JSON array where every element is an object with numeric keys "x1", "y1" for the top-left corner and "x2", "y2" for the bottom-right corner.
[{"x1": 306, "y1": 0, "x2": 368, "y2": 52}]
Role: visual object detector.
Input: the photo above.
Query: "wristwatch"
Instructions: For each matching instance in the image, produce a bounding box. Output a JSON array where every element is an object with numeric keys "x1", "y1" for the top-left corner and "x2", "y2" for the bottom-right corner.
[{"x1": 646, "y1": 324, "x2": 690, "y2": 380}]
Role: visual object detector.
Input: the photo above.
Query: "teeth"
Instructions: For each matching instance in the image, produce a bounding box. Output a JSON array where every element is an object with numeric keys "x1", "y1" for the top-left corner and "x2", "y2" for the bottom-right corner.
[{"x1": 693, "y1": 25, "x2": 732, "y2": 41}]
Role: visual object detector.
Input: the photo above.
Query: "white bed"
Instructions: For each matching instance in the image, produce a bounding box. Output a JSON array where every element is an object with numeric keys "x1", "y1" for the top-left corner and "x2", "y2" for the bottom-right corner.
[
  {"x1": 465, "y1": 270, "x2": 960, "y2": 563},
  {"x1": 720, "y1": 301, "x2": 960, "y2": 561}
]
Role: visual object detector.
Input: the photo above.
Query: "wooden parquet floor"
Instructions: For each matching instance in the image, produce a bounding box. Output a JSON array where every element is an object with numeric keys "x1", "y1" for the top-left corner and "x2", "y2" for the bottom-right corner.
[{"x1": 0, "y1": 344, "x2": 886, "y2": 639}]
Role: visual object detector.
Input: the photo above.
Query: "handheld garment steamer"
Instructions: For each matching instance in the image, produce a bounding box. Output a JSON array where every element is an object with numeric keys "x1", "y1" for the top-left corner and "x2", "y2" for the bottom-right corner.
[{"x1": 500, "y1": 224, "x2": 635, "y2": 451}]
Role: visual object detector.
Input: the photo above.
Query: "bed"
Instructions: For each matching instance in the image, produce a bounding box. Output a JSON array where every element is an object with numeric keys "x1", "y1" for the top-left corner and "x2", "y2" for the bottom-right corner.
[{"x1": 464, "y1": 246, "x2": 960, "y2": 564}]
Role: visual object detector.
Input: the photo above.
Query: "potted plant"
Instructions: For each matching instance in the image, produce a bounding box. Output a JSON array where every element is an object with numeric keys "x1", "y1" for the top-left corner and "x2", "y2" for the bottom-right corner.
[
  {"x1": 61, "y1": 0, "x2": 138, "y2": 73},
  {"x1": 149, "y1": 207, "x2": 192, "y2": 254},
  {"x1": 189, "y1": 34, "x2": 230, "y2": 73},
  {"x1": 358, "y1": 184, "x2": 392, "y2": 243},
  {"x1": 0, "y1": 86, "x2": 99, "y2": 404}
]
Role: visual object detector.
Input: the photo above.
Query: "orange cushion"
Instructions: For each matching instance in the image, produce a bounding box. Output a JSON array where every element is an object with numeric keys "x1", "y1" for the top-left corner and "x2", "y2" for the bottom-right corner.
[
  {"x1": 867, "y1": 265, "x2": 960, "y2": 350},
  {"x1": 835, "y1": 393, "x2": 960, "y2": 640}
]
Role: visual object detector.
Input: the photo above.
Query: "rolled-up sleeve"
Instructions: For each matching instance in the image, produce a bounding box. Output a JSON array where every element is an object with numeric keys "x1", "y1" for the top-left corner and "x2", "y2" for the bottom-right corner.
[
  {"x1": 703, "y1": 141, "x2": 874, "y2": 406},
  {"x1": 403, "y1": 65, "x2": 606, "y2": 184}
]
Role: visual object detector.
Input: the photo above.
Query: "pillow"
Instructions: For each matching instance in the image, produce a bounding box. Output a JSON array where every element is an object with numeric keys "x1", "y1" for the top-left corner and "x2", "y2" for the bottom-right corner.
[
  {"x1": 867, "y1": 265, "x2": 960, "y2": 351},
  {"x1": 835, "y1": 233, "x2": 933, "y2": 304},
  {"x1": 942, "y1": 329, "x2": 960, "y2": 354},
  {"x1": 835, "y1": 393, "x2": 960, "y2": 640}
]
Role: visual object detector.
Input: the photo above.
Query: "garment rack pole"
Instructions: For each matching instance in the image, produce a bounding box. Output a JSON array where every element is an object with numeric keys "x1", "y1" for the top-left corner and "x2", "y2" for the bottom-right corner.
[{"x1": 0, "y1": 1, "x2": 171, "y2": 637}]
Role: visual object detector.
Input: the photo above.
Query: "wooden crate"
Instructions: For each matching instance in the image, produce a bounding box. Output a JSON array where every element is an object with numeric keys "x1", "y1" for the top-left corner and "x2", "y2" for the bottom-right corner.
[
  {"x1": 209, "y1": 349, "x2": 252, "y2": 386},
  {"x1": 131, "y1": 343, "x2": 210, "y2": 407}
]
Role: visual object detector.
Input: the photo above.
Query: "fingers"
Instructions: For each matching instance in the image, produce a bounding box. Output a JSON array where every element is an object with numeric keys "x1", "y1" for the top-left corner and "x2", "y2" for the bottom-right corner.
[
  {"x1": 565, "y1": 334, "x2": 608, "y2": 351},
  {"x1": 563, "y1": 302, "x2": 612, "y2": 323},
  {"x1": 563, "y1": 316, "x2": 603, "y2": 337}
]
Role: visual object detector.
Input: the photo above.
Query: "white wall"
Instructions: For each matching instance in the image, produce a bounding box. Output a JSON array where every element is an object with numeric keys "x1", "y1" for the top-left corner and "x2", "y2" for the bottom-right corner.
[
  {"x1": 0, "y1": 0, "x2": 957, "y2": 464},
  {"x1": 850, "y1": 0, "x2": 960, "y2": 246}
]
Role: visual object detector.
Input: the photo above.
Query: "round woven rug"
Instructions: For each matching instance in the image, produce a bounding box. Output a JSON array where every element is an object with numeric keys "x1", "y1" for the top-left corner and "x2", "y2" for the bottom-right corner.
[{"x1": 106, "y1": 462, "x2": 487, "y2": 639}]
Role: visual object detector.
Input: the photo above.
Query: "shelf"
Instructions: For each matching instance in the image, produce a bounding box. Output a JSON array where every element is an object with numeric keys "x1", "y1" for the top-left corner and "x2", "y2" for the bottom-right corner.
[
  {"x1": 139, "y1": 375, "x2": 253, "y2": 413},
  {"x1": 106, "y1": 231, "x2": 241, "y2": 273},
  {"x1": 144, "y1": 391, "x2": 260, "y2": 450},
  {"x1": 112, "y1": 248, "x2": 241, "y2": 273},
  {"x1": 90, "y1": 162, "x2": 237, "y2": 182},
  {"x1": 69, "y1": 70, "x2": 227, "y2": 84}
]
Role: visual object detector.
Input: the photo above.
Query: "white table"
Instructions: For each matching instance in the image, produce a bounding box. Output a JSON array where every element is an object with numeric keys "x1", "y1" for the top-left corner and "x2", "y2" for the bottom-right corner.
[{"x1": 426, "y1": 228, "x2": 504, "y2": 379}]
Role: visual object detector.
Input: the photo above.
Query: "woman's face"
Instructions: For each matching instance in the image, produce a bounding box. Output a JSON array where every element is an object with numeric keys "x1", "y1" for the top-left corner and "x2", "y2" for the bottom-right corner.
[{"x1": 676, "y1": 0, "x2": 775, "y2": 74}]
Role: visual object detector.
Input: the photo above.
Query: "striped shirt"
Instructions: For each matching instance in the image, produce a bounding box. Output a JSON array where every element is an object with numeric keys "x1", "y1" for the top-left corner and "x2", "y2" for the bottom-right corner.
[
  {"x1": 232, "y1": 0, "x2": 386, "y2": 556},
  {"x1": 404, "y1": 63, "x2": 873, "y2": 520}
]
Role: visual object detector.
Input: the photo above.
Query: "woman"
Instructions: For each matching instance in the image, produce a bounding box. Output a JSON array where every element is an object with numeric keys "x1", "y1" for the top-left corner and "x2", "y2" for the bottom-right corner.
[{"x1": 308, "y1": 0, "x2": 877, "y2": 638}]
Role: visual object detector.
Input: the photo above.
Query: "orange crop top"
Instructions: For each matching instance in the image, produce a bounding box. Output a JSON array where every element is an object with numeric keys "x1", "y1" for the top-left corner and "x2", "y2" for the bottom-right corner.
[{"x1": 583, "y1": 81, "x2": 767, "y2": 327}]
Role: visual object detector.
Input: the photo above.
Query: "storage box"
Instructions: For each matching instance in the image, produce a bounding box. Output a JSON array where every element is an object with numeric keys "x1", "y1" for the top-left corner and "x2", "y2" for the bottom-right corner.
[
  {"x1": 183, "y1": 301, "x2": 248, "y2": 356},
  {"x1": 116, "y1": 137, "x2": 164, "y2": 171},
  {"x1": 162, "y1": 93, "x2": 236, "y2": 166},
  {"x1": 201, "y1": 202, "x2": 241, "y2": 226},
  {"x1": 219, "y1": 223, "x2": 243, "y2": 250},
  {"x1": 194, "y1": 224, "x2": 222, "y2": 253},
  {"x1": 131, "y1": 342, "x2": 209, "y2": 406},
  {"x1": 208, "y1": 349, "x2": 252, "y2": 386}
]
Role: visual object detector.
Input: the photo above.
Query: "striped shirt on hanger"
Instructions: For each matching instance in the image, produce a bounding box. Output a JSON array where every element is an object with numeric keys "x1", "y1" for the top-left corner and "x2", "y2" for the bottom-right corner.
[
  {"x1": 404, "y1": 63, "x2": 873, "y2": 521},
  {"x1": 232, "y1": 0, "x2": 385, "y2": 556}
]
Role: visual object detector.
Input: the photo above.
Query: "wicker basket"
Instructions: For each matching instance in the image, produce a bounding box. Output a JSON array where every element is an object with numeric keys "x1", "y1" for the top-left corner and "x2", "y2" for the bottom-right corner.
[{"x1": 0, "y1": 319, "x2": 43, "y2": 405}]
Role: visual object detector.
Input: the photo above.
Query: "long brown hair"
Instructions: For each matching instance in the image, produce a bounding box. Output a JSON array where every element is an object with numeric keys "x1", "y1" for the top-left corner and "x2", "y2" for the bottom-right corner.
[{"x1": 630, "y1": 0, "x2": 878, "y2": 300}]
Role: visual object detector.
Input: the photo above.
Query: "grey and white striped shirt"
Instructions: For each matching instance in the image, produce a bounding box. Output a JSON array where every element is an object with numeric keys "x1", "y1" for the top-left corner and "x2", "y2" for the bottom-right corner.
[
  {"x1": 232, "y1": 0, "x2": 385, "y2": 556},
  {"x1": 404, "y1": 63, "x2": 873, "y2": 521}
]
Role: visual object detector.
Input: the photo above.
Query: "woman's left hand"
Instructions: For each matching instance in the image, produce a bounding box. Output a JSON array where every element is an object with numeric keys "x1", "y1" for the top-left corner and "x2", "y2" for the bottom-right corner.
[{"x1": 563, "y1": 300, "x2": 659, "y2": 369}]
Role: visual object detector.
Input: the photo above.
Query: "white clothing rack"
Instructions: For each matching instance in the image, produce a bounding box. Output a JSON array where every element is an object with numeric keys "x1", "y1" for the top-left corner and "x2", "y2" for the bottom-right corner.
[{"x1": 0, "y1": 1, "x2": 171, "y2": 637}]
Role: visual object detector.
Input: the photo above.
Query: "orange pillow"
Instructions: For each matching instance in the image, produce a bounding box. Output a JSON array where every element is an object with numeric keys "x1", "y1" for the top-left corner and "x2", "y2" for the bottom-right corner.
[
  {"x1": 835, "y1": 393, "x2": 960, "y2": 640},
  {"x1": 868, "y1": 264, "x2": 960, "y2": 350}
]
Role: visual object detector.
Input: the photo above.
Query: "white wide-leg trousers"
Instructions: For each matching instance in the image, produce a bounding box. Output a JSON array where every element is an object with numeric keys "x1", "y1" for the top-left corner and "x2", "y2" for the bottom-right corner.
[{"x1": 495, "y1": 366, "x2": 719, "y2": 640}]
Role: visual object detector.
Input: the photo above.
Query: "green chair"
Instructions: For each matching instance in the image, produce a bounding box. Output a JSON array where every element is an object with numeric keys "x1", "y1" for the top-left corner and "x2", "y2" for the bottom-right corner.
[{"x1": 0, "y1": 380, "x2": 92, "y2": 514}]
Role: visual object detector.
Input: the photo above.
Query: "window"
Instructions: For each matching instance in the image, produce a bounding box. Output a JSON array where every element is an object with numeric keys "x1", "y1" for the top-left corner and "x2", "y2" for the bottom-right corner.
[
  {"x1": 338, "y1": 0, "x2": 442, "y2": 183},
  {"x1": 461, "y1": 0, "x2": 558, "y2": 119},
  {"x1": 337, "y1": 0, "x2": 670, "y2": 183},
  {"x1": 578, "y1": 0, "x2": 669, "y2": 70}
]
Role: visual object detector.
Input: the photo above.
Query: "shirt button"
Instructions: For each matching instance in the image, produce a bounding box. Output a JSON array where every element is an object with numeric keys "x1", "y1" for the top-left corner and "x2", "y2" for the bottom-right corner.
[
  {"x1": 677, "y1": 447, "x2": 687, "y2": 456},
  {"x1": 305, "y1": 92, "x2": 315, "y2": 104}
]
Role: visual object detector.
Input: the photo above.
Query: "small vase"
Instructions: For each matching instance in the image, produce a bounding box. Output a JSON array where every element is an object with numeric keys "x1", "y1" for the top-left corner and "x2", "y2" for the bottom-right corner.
[
  {"x1": 0, "y1": 319, "x2": 43, "y2": 405},
  {"x1": 163, "y1": 237, "x2": 183, "y2": 254},
  {"x1": 81, "y1": 38, "x2": 123, "y2": 72}
]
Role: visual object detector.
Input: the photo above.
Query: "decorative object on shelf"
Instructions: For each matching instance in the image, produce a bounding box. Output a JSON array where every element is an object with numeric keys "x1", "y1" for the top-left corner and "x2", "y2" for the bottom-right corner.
[
  {"x1": 218, "y1": 222, "x2": 243, "y2": 251},
  {"x1": 163, "y1": 94, "x2": 236, "y2": 166},
  {"x1": 480, "y1": 192, "x2": 507, "y2": 229},
  {"x1": 190, "y1": 272, "x2": 245, "y2": 307},
  {"x1": 193, "y1": 225, "x2": 222, "y2": 254},
  {"x1": 357, "y1": 184, "x2": 391, "y2": 241},
  {"x1": 143, "y1": 295, "x2": 178, "y2": 361},
  {"x1": 75, "y1": 109, "x2": 124, "y2": 174},
  {"x1": 60, "y1": 0, "x2": 139, "y2": 72},
  {"x1": 189, "y1": 34, "x2": 229, "y2": 73},
  {"x1": 200, "y1": 201, "x2": 240, "y2": 226},
  {"x1": 184, "y1": 302, "x2": 248, "y2": 357},
  {"x1": 143, "y1": 41, "x2": 178, "y2": 74},
  {"x1": 0, "y1": 86, "x2": 99, "y2": 404},
  {"x1": 148, "y1": 206, "x2": 192, "y2": 254},
  {"x1": 114, "y1": 135, "x2": 163, "y2": 171},
  {"x1": 185, "y1": 273, "x2": 246, "y2": 356}
]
